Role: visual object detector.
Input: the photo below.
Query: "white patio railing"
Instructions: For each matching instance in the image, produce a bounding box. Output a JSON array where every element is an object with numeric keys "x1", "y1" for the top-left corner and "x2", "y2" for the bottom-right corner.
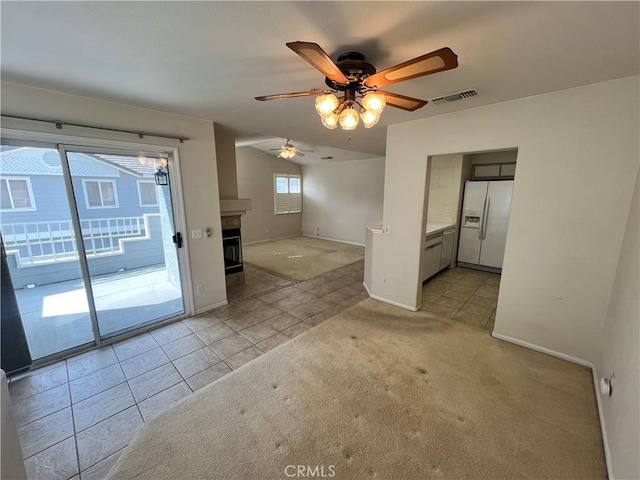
[{"x1": 1, "y1": 215, "x2": 156, "y2": 267}]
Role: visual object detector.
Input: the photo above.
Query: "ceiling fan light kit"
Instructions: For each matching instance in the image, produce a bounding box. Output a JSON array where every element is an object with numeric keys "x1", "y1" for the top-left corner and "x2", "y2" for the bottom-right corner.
[{"x1": 256, "y1": 41, "x2": 458, "y2": 136}]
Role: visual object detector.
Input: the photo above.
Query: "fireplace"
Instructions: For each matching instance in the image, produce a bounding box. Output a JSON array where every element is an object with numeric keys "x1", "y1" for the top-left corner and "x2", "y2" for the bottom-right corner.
[
  {"x1": 220, "y1": 214, "x2": 246, "y2": 286},
  {"x1": 222, "y1": 228, "x2": 243, "y2": 275}
]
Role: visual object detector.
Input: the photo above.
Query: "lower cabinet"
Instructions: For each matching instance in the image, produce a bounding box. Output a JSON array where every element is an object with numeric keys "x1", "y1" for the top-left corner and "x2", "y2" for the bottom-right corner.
[{"x1": 422, "y1": 235, "x2": 443, "y2": 282}]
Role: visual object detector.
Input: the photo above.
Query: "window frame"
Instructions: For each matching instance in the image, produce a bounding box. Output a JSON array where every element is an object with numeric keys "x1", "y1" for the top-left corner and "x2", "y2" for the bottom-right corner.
[
  {"x1": 136, "y1": 180, "x2": 159, "y2": 207},
  {"x1": 81, "y1": 178, "x2": 119, "y2": 209},
  {"x1": 0, "y1": 176, "x2": 37, "y2": 212},
  {"x1": 273, "y1": 173, "x2": 302, "y2": 215}
]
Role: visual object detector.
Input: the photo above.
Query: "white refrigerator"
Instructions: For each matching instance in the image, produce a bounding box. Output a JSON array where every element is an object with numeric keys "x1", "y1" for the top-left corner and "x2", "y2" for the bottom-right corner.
[{"x1": 457, "y1": 180, "x2": 513, "y2": 270}]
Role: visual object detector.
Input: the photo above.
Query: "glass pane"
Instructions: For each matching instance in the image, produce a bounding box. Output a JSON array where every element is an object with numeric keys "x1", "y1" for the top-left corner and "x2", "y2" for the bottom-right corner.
[
  {"x1": 0, "y1": 146, "x2": 95, "y2": 359},
  {"x1": 9, "y1": 180, "x2": 32, "y2": 208},
  {"x1": 0, "y1": 179, "x2": 12, "y2": 208},
  {"x1": 276, "y1": 177, "x2": 288, "y2": 193},
  {"x1": 100, "y1": 181, "x2": 116, "y2": 206},
  {"x1": 289, "y1": 177, "x2": 301, "y2": 194},
  {"x1": 140, "y1": 182, "x2": 157, "y2": 205},
  {"x1": 85, "y1": 181, "x2": 101, "y2": 207},
  {"x1": 68, "y1": 151, "x2": 184, "y2": 338}
]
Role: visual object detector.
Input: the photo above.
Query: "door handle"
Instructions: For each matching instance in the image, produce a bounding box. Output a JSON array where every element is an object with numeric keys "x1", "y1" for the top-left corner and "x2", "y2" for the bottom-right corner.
[
  {"x1": 172, "y1": 232, "x2": 183, "y2": 248},
  {"x1": 478, "y1": 196, "x2": 488, "y2": 240},
  {"x1": 482, "y1": 198, "x2": 490, "y2": 240}
]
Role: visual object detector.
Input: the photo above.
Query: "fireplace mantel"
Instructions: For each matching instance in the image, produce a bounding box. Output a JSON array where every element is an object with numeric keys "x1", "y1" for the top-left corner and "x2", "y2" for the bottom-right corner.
[{"x1": 220, "y1": 198, "x2": 252, "y2": 216}]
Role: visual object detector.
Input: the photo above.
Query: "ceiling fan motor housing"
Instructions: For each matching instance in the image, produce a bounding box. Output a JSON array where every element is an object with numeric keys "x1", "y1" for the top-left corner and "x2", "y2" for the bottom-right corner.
[{"x1": 324, "y1": 52, "x2": 377, "y2": 92}]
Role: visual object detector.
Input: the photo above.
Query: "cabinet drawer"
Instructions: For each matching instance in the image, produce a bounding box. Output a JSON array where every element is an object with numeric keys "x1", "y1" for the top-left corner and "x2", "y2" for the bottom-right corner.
[{"x1": 425, "y1": 233, "x2": 443, "y2": 248}]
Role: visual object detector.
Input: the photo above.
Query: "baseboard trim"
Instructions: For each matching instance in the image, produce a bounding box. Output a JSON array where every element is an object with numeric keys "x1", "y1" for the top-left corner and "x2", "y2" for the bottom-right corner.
[
  {"x1": 362, "y1": 281, "x2": 371, "y2": 296},
  {"x1": 491, "y1": 332, "x2": 613, "y2": 478},
  {"x1": 195, "y1": 299, "x2": 228, "y2": 315},
  {"x1": 490, "y1": 332, "x2": 593, "y2": 367},
  {"x1": 302, "y1": 234, "x2": 365, "y2": 247},
  {"x1": 243, "y1": 234, "x2": 300, "y2": 246},
  {"x1": 366, "y1": 291, "x2": 420, "y2": 312},
  {"x1": 592, "y1": 366, "x2": 614, "y2": 480}
]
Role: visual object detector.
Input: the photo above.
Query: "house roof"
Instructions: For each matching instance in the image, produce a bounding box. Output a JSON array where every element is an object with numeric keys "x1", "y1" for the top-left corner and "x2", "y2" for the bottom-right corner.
[{"x1": 0, "y1": 147, "x2": 154, "y2": 177}]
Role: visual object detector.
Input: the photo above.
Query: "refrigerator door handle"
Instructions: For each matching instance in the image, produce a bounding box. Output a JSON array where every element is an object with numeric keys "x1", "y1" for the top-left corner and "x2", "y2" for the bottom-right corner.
[
  {"x1": 478, "y1": 195, "x2": 488, "y2": 240},
  {"x1": 482, "y1": 197, "x2": 491, "y2": 240}
]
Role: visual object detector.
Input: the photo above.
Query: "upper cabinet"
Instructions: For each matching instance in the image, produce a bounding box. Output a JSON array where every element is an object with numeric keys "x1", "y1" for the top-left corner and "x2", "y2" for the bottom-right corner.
[{"x1": 472, "y1": 162, "x2": 516, "y2": 180}]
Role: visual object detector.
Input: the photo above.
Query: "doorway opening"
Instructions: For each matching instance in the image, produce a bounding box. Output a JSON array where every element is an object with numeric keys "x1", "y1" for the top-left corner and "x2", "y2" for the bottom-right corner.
[{"x1": 420, "y1": 149, "x2": 518, "y2": 332}]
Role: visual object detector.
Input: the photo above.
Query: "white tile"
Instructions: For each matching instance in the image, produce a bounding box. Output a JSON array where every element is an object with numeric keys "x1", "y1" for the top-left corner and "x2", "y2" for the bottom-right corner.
[
  {"x1": 76, "y1": 406, "x2": 143, "y2": 471},
  {"x1": 127, "y1": 363, "x2": 182, "y2": 402},
  {"x1": 72, "y1": 383, "x2": 135, "y2": 432},
  {"x1": 119, "y1": 347, "x2": 169, "y2": 379},
  {"x1": 24, "y1": 436, "x2": 78, "y2": 480},
  {"x1": 137, "y1": 382, "x2": 192, "y2": 421}
]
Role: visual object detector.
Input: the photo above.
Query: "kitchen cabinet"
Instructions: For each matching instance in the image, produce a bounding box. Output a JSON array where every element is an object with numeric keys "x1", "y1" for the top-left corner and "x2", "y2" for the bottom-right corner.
[{"x1": 422, "y1": 233, "x2": 443, "y2": 282}]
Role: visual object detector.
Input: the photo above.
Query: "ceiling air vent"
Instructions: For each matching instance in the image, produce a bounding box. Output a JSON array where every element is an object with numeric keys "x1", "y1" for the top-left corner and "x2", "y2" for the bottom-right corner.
[{"x1": 430, "y1": 89, "x2": 478, "y2": 106}]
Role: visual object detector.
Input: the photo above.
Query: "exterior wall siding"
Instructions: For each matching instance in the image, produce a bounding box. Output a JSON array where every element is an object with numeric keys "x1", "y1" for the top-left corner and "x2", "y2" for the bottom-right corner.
[{"x1": 1, "y1": 169, "x2": 171, "y2": 288}]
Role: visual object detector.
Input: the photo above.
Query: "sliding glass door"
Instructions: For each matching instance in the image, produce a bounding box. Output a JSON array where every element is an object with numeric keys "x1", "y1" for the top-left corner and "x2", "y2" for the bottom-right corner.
[
  {"x1": 0, "y1": 142, "x2": 186, "y2": 361},
  {"x1": 65, "y1": 147, "x2": 184, "y2": 337}
]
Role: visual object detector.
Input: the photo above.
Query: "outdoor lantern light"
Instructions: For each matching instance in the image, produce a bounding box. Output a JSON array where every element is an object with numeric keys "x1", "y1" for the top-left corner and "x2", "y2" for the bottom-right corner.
[{"x1": 155, "y1": 159, "x2": 169, "y2": 186}]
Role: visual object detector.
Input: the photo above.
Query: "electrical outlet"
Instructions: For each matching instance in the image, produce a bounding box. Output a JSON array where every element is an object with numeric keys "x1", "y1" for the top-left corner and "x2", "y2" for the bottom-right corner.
[
  {"x1": 383, "y1": 226, "x2": 390, "y2": 234},
  {"x1": 196, "y1": 284, "x2": 204, "y2": 295},
  {"x1": 444, "y1": 206, "x2": 452, "y2": 213},
  {"x1": 191, "y1": 229, "x2": 203, "y2": 239}
]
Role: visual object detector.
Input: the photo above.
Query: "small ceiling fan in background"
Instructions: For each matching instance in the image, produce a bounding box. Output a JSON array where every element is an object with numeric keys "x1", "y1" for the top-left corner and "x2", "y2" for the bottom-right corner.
[
  {"x1": 256, "y1": 41, "x2": 458, "y2": 132},
  {"x1": 270, "y1": 139, "x2": 313, "y2": 159}
]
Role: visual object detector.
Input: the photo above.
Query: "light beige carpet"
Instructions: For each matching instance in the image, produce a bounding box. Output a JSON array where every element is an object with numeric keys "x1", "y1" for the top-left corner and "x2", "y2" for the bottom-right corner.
[
  {"x1": 108, "y1": 299, "x2": 605, "y2": 480},
  {"x1": 243, "y1": 236, "x2": 364, "y2": 281}
]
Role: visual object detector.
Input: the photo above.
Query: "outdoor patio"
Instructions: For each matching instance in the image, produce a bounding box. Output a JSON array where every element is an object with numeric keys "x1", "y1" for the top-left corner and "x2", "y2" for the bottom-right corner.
[{"x1": 15, "y1": 266, "x2": 183, "y2": 360}]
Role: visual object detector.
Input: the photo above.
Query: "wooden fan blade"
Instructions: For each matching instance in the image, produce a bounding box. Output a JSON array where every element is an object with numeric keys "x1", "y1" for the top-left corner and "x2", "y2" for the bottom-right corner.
[
  {"x1": 364, "y1": 47, "x2": 458, "y2": 88},
  {"x1": 255, "y1": 89, "x2": 332, "y2": 101},
  {"x1": 286, "y1": 41, "x2": 349, "y2": 85},
  {"x1": 380, "y1": 91, "x2": 428, "y2": 111}
]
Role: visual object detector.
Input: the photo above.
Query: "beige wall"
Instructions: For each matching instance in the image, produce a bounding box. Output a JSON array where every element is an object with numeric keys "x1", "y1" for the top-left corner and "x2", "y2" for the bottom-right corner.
[
  {"x1": 427, "y1": 154, "x2": 464, "y2": 225},
  {"x1": 0, "y1": 82, "x2": 227, "y2": 313},
  {"x1": 301, "y1": 158, "x2": 385, "y2": 245},
  {"x1": 236, "y1": 147, "x2": 302, "y2": 244},
  {"x1": 371, "y1": 76, "x2": 639, "y2": 365},
  {"x1": 214, "y1": 123, "x2": 238, "y2": 199},
  {"x1": 596, "y1": 171, "x2": 639, "y2": 480}
]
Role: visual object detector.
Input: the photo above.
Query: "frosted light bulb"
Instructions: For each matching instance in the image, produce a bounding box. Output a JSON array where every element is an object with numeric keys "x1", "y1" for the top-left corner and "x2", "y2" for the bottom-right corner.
[
  {"x1": 315, "y1": 94, "x2": 339, "y2": 116},
  {"x1": 362, "y1": 91, "x2": 386, "y2": 114},
  {"x1": 321, "y1": 112, "x2": 339, "y2": 129},
  {"x1": 360, "y1": 108, "x2": 379, "y2": 128},
  {"x1": 339, "y1": 107, "x2": 359, "y2": 130}
]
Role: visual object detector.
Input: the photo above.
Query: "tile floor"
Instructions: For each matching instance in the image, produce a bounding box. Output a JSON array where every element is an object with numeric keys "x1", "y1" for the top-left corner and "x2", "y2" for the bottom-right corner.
[
  {"x1": 421, "y1": 266, "x2": 500, "y2": 331},
  {"x1": 9, "y1": 261, "x2": 368, "y2": 480},
  {"x1": 9, "y1": 262, "x2": 498, "y2": 480}
]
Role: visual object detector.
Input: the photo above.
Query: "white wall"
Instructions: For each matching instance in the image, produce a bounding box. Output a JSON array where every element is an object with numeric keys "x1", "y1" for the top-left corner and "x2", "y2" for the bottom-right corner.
[
  {"x1": 371, "y1": 76, "x2": 639, "y2": 364},
  {"x1": 0, "y1": 82, "x2": 227, "y2": 313},
  {"x1": 302, "y1": 157, "x2": 385, "y2": 245},
  {"x1": 236, "y1": 147, "x2": 302, "y2": 244},
  {"x1": 596, "y1": 171, "x2": 639, "y2": 480},
  {"x1": 427, "y1": 154, "x2": 464, "y2": 225}
]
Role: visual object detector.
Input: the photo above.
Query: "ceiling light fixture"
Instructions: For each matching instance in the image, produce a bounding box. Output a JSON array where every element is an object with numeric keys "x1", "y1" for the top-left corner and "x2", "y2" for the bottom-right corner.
[{"x1": 314, "y1": 89, "x2": 385, "y2": 135}]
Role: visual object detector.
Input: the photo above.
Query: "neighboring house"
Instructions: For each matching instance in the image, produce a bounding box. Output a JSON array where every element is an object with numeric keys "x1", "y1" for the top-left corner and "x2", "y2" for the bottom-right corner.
[{"x1": 0, "y1": 147, "x2": 166, "y2": 287}]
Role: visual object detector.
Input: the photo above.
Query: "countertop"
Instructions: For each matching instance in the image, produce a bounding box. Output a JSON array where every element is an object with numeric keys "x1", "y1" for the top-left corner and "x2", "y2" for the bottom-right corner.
[
  {"x1": 426, "y1": 222, "x2": 455, "y2": 236},
  {"x1": 365, "y1": 221, "x2": 383, "y2": 234},
  {"x1": 365, "y1": 221, "x2": 453, "y2": 236}
]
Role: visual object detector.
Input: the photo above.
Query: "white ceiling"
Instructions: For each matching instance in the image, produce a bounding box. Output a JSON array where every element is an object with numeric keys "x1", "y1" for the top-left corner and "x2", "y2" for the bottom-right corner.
[{"x1": 1, "y1": 1, "x2": 638, "y2": 161}]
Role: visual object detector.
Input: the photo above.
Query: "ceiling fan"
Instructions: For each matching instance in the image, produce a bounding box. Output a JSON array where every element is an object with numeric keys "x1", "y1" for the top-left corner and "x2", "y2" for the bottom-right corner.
[
  {"x1": 256, "y1": 41, "x2": 458, "y2": 132},
  {"x1": 270, "y1": 139, "x2": 312, "y2": 159}
]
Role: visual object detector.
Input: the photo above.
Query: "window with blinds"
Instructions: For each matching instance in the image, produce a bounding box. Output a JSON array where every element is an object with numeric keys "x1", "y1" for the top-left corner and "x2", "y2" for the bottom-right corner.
[{"x1": 274, "y1": 174, "x2": 302, "y2": 215}]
